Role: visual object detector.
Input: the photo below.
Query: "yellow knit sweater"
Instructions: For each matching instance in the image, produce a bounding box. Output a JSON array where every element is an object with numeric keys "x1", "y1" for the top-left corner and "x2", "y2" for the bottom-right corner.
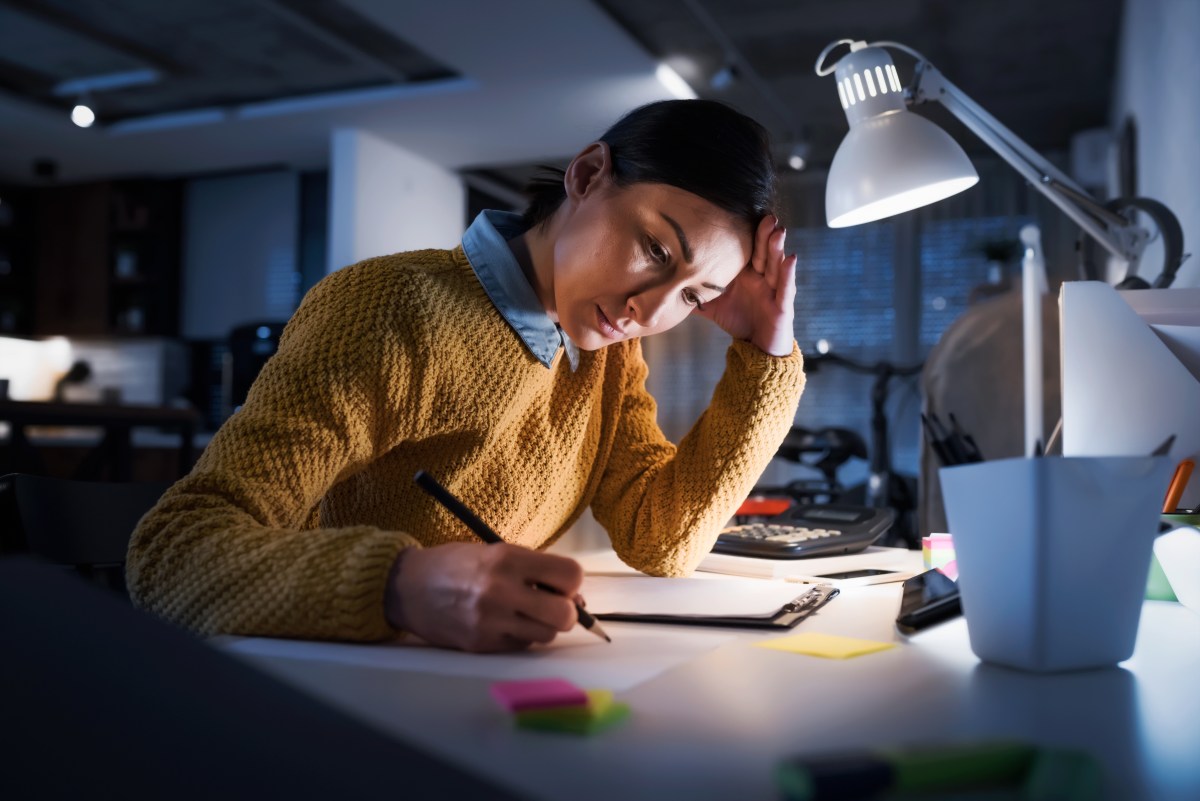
[{"x1": 126, "y1": 247, "x2": 805, "y2": 641}]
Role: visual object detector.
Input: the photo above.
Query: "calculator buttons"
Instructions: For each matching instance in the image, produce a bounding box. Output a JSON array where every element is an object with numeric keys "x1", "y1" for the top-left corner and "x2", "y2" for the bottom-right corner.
[{"x1": 713, "y1": 505, "x2": 894, "y2": 559}]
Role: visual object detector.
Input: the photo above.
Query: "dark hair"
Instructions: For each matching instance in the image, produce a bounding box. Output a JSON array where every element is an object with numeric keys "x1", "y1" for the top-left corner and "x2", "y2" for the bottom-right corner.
[{"x1": 521, "y1": 99, "x2": 778, "y2": 230}]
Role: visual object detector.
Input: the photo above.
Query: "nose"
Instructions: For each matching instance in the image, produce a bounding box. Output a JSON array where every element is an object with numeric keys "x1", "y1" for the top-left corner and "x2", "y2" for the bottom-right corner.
[{"x1": 626, "y1": 286, "x2": 672, "y2": 331}]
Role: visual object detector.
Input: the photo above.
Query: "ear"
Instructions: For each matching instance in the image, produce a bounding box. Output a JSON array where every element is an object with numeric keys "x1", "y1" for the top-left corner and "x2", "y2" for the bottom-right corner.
[{"x1": 563, "y1": 142, "x2": 612, "y2": 203}]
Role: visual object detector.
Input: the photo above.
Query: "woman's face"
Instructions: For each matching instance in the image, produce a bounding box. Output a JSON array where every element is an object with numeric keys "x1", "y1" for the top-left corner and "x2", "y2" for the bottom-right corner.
[{"x1": 549, "y1": 146, "x2": 753, "y2": 352}]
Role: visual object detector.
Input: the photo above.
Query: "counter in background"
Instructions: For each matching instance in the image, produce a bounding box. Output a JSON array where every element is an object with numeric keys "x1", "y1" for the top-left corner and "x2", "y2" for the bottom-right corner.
[{"x1": 0, "y1": 400, "x2": 201, "y2": 482}]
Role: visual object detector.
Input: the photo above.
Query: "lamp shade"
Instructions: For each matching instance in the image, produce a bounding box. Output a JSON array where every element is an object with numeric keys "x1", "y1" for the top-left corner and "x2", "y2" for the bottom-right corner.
[
  {"x1": 822, "y1": 43, "x2": 978, "y2": 227},
  {"x1": 826, "y1": 111, "x2": 979, "y2": 227}
]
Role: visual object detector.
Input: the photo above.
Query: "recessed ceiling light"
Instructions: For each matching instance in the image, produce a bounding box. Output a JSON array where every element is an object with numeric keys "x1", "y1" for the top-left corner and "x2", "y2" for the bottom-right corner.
[{"x1": 70, "y1": 103, "x2": 95, "y2": 128}]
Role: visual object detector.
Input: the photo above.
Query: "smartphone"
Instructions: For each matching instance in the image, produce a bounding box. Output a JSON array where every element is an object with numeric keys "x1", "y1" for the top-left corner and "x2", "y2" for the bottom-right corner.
[{"x1": 895, "y1": 568, "x2": 961, "y2": 633}]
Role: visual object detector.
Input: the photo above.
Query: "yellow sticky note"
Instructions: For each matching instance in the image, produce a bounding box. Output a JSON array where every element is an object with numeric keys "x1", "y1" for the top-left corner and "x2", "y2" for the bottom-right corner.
[{"x1": 755, "y1": 631, "x2": 896, "y2": 659}]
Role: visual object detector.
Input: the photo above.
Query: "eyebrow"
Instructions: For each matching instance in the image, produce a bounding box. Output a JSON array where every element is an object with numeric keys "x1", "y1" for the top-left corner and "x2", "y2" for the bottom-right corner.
[
  {"x1": 658, "y1": 212, "x2": 725, "y2": 294},
  {"x1": 659, "y1": 213, "x2": 694, "y2": 264}
]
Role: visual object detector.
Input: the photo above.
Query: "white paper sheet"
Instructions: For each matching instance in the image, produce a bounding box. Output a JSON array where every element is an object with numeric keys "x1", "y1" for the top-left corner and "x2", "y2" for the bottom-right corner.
[
  {"x1": 216, "y1": 625, "x2": 736, "y2": 692},
  {"x1": 1153, "y1": 324, "x2": 1200, "y2": 383},
  {"x1": 1062, "y1": 282, "x2": 1200, "y2": 509},
  {"x1": 581, "y1": 574, "x2": 810, "y2": 617},
  {"x1": 696, "y1": 546, "x2": 918, "y2": 579}
]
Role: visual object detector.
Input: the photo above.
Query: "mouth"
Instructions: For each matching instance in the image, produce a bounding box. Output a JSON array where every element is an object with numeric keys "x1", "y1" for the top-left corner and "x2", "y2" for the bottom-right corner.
[{"x1": 595, "y1": 305, "x2": 624, "y2": 339}]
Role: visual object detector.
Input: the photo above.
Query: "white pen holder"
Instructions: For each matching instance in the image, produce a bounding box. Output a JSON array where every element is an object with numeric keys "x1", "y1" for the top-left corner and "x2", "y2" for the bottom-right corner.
[{"x1": 940, "y1": 456, "x2": 1173, "y2": 672}]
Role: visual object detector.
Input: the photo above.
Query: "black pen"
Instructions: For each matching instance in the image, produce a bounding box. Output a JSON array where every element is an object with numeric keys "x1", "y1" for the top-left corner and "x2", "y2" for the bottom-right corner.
[
  {"x1": 921, "y1": 413, "x2": 953, "y2": 467},
  {"x1": 930, "y1": 412, "x2": 971, "y2": 466},
  {"x1": 926, "y1": 412, "x2": 964, "y2": 462},
  {"x1": 413, "y1": 470, "x2": 612, "y2": 643},
  {"x1": 948, "y1": 413, "x2": 985, "y2": 462}
]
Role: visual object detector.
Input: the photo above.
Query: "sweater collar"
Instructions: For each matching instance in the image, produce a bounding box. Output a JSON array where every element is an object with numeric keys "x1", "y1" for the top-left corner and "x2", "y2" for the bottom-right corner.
[{"x1": 462, "y1": 210, "x2": 579, "y2": 371}]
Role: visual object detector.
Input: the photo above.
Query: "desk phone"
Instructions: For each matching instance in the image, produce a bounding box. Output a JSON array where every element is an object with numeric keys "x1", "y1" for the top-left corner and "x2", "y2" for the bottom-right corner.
[{"x1": 712, "y1": 504, "x2": 895, "y2": 559}]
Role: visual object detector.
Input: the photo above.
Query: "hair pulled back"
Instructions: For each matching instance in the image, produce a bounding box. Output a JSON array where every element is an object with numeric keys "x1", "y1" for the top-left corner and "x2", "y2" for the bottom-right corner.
[{"x1": 522, "y1": 99, "x2": 778, "y2": 231}]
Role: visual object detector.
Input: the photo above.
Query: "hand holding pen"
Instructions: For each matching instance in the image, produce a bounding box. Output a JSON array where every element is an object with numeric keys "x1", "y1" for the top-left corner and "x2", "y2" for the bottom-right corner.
[{"x1": 410, "y1": 470, "x2": 611, "y2": 645}]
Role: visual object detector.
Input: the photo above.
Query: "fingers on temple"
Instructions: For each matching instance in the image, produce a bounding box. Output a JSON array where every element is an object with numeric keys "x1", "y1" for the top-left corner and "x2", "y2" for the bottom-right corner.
[
  {"x1": 765, "y1": 226, "x2": 787, "y2": 291},
  {"x1": 778, "y1": 253, "x2": 799, "y2": 309}
]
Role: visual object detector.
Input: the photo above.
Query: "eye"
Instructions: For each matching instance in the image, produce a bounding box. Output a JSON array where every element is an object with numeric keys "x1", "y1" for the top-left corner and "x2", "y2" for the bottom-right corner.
[
  {"x1": 683, "y1": 289, "x2": 705, "y2": 310},
  {"x1": 647, "y1": 238, "x2": 669, "y2": 264}
]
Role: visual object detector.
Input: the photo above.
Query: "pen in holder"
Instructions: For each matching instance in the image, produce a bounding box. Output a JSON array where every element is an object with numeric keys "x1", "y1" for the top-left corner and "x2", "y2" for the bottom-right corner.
[{"x1": 940, "y1": 455, "x2": 1173, "y2": 672}]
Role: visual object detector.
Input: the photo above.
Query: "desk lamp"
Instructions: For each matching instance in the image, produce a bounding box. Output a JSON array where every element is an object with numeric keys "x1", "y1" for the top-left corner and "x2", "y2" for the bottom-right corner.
[{"x1": 814, "y1": 39, "x2": 1187, "y2": 452}]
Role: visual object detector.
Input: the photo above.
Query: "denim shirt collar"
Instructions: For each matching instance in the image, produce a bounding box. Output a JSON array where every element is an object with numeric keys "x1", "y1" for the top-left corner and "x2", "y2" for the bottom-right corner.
[{"x1": 462, "y1": 210, "x2": 580, "y2": 371}]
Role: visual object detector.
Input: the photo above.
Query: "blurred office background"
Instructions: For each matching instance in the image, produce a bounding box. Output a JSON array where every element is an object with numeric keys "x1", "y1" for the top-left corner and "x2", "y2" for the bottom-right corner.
[{"x1": 0, "y1": 0, "x2": 1196, "y2": 546}]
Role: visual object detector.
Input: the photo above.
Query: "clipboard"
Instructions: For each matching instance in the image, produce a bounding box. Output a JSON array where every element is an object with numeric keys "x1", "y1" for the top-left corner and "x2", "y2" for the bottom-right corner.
[{"x1": 594, "y1": 584, "x2": 839, "y2": 630}]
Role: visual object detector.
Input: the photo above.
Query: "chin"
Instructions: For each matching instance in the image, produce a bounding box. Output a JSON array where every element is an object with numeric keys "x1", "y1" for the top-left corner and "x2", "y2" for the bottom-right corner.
[
  {"x1": 569, "y1": 329, "x2": 609, "y2": 352},
  {"x1": 560, "y1": 309, "x2": 613, "y2": 352}
]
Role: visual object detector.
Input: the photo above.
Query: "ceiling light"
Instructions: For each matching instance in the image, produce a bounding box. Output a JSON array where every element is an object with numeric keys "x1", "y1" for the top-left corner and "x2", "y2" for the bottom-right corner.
[
  {"x1": 53, "y1": 69, "x2": 162, "y2": 131},
  {"x1": 70, "y1": 102, "x2": 95, "y2": 128},
  {"x1": 655, "y1": 63, "x2": 697, "y2": 100},
  {"x1": 787, "y1": 142, "x2": 810, "y2": 171}
]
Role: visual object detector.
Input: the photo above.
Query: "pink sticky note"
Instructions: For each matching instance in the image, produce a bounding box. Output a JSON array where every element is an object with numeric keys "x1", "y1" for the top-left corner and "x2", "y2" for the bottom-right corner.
[{"x1": 490, "y1": 678, "x2": 588, "y2": 712}]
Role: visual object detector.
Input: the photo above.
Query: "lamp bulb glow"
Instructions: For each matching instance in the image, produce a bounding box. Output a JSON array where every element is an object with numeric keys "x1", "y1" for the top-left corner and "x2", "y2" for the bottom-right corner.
[{"x1": 71, "y1": 104, "x2": 95, "y2": 128}]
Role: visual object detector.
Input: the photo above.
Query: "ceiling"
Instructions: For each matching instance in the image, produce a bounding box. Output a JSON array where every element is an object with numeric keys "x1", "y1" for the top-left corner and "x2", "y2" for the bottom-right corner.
[
  {"x1": 0, "y1": 0, "x2": 457, "y2": 122},
  {"x1": 0, "y1": 0, "x2": 1125, "y2": 190}
]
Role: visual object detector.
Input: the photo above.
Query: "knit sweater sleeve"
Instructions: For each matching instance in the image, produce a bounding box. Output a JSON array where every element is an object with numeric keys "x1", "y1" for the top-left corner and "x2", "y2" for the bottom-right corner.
[
  {"x1": 126, "y1": 260, "x2": 419, "y2": 641},
  {"x1": 590, "y1": 338, "x2": 805, "y2": 576}
]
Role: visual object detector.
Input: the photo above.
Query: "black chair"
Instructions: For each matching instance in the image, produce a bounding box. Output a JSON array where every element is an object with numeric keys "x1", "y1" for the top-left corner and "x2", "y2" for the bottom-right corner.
[
  {"x1": 749, "y1": 426, "x2": 869, "y2": 507},
  {"x1": 0, "y1": 472, "x2": 170, "y2": 597}
]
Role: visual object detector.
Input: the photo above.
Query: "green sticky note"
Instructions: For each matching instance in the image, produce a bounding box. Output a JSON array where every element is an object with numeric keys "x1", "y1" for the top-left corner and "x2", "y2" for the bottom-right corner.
[
  {"x1": 755, "y1": 631, "x2": 896, "y2": 659},
  {"x1": 1022, "y1": 748, "x2": 1102, "y2": 801},
  {"x1": 887, "y1": 741, "x2": 1037, "y2": 792},
  {"x1": 516, "y1": 701, "x2": 630, "y2": 735}
]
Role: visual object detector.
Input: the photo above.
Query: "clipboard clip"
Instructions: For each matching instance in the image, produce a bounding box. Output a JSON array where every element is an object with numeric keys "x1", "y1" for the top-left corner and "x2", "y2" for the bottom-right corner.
[{"x1": 780, "y1": 584, "x2": 840, "y2": 614}]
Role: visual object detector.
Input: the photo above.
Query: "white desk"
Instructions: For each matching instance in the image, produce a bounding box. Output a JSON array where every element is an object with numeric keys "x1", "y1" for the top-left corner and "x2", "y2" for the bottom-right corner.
[{"x1": 215, "y1": 551, "x2": 1200, "y2": 801}]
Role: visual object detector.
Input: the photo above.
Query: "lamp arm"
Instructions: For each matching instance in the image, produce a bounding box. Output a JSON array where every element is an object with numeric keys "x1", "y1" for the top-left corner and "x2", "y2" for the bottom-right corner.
[{"x1": 908, "y1": 62, "x2": 1145, "y2": 265}]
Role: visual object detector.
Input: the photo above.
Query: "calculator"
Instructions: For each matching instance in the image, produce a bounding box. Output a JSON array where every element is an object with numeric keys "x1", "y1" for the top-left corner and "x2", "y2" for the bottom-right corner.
[{"x1": 712, "y1": 504, "x2": 895, "y2": 559}]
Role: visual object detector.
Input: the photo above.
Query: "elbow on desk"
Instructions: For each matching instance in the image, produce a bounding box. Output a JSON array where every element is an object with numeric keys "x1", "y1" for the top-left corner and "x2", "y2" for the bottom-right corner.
[
  {"x1": 609, "y1": 539, "x2": 707, "y2": 578},
  {"x1": 124, "y1": 486, "x2": 230, "y2": 632}
]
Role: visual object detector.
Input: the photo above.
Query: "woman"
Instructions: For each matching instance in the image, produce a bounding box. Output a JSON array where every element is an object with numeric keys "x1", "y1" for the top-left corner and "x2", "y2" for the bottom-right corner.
[{"x1": 127, "y1": 99, "x2": 804, "y2": 652}]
